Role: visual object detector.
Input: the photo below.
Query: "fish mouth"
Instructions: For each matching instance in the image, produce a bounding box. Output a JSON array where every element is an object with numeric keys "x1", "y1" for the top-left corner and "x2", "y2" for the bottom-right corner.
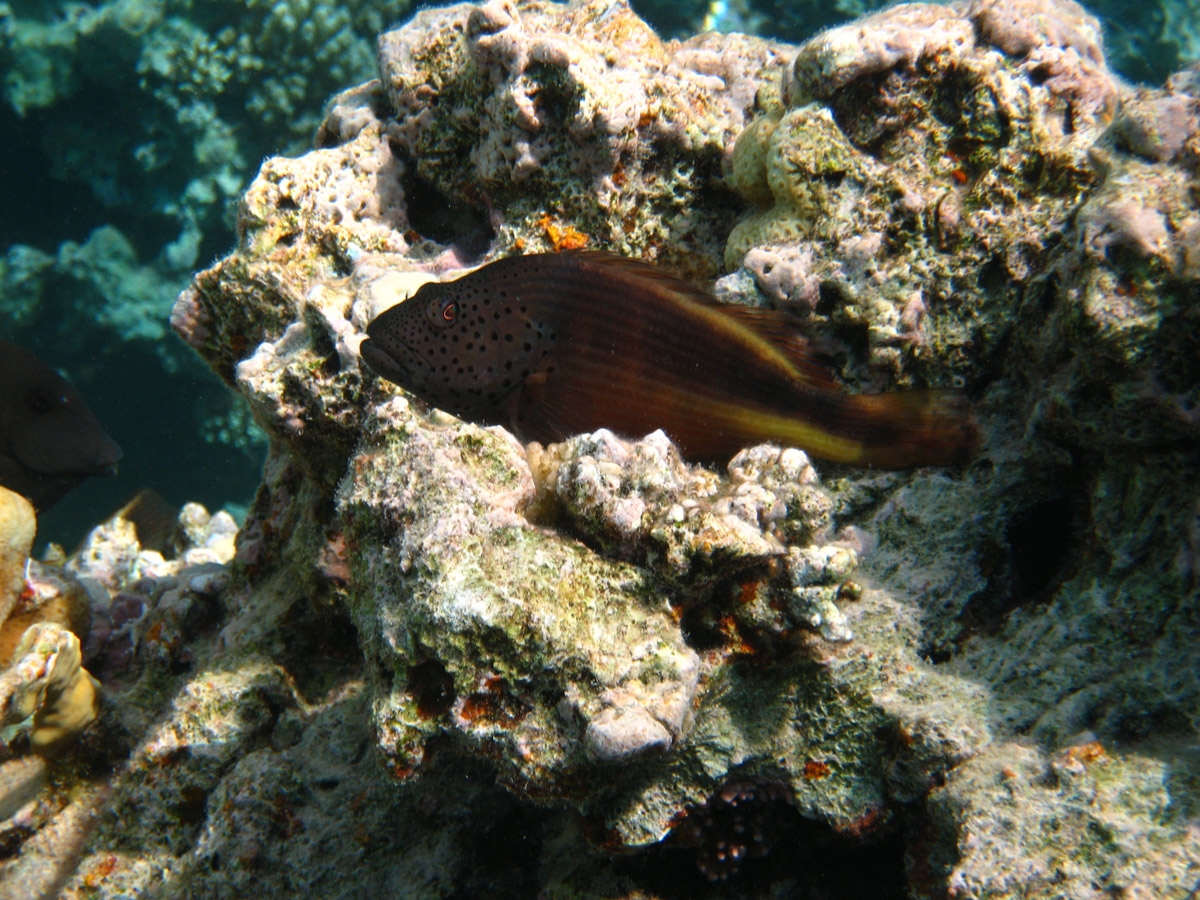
[
  {"x1": 93, "y1": 437, "x2": 123, "y2": 476},
  {"x1": 360, "y1": 337, "x2": 413, "y2": 384}
]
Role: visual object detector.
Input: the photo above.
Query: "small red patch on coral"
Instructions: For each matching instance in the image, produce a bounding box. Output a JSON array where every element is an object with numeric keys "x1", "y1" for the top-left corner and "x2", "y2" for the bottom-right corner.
[
  {"x1": 391, "y1": 762, "x2": 417, "y2": 781},
  {"x1": 834, "y1": 805, "x2": 885, "y2": 839},
  {"x1": 149, "y1": 746, "x2": 187, "y2": 769},
  {"x1": 803, "y1": 759, "x2": 831, "y2": 780},
  {"x1": 84, "y1": 855, "x2": 119, "y2": 887},
  {"x1": 1065, "y1": 741, "x2": 1106, "y2": 765},
  {"x1": 737, "y1": 580, "x2": 760, "y2": 605},
  {"x1": 271, "y1": 794, "x2": 305, "y2": 839},
  {"x1": 1115, "y1": 275, "x2": 1138, "y2": 296},
  {"x1": 536, "y1": 214, "x2": 589, "y2": 251},
  {"x1": 457, "y1": 676, "x2": 529, "y2": 726}
]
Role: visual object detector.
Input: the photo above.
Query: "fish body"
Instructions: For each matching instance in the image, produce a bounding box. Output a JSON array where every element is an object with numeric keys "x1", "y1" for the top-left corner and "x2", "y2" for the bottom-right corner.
[
  {"x1": 0, "y1": 339, "x2": 123, "y2": 510},
  {"x1": 361, "y1": 252, "x2": 979, "y2": 469}
]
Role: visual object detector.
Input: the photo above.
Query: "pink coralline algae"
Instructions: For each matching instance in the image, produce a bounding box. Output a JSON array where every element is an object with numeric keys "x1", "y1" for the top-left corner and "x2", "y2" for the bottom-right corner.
[{"x1": 375, "y1": 0, "x2": 786, "y2": 271}]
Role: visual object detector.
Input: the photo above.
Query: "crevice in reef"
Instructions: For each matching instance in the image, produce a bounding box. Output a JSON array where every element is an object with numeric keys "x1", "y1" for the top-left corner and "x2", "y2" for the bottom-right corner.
[
  {"x1": 954, "y1": 461, "x2": 1093, "y2": 645},
  {"x1": 617, "y1": 776, "x2": 908, "y2": 898},
  {"x1": 276, "y1": 597, "x2": 363, "y2": 704},
  {"x1": 399, "y1": 167, "x2": 495, "y2": 259}
]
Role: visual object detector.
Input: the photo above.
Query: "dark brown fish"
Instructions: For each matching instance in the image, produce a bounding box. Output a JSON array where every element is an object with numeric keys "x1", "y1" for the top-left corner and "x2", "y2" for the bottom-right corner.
[
  {"x1": 0, "y1": 339, "x2": 123, "y2": 510},
  {"x1": 360, "y1": 252, "x2": 979, "y2": 469}
]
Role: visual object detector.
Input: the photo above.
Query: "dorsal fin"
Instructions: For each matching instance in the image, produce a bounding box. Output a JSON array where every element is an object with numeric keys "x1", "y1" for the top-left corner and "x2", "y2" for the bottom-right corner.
[
  {"x1": 565, "y1": 251, "x2": 845, "y2": 391},
  {"x1": 712, "y1": 307, "x2": 844, "y2": 391},
  {"x1": 567, "y1": 250, "x2": 722, "y2": 309}
]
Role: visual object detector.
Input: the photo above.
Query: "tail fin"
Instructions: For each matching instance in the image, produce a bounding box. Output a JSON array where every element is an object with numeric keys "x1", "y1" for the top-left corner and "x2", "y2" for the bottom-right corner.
[{"x1": 842, "y1": 389, "x2": 980, "y2": 469}]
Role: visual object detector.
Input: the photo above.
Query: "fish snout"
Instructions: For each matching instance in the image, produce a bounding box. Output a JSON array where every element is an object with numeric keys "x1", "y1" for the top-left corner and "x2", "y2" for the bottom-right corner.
[
  {"x1": 360, "y1": 337, "x2": 411, "y2": 385},
  {"x1": 92, "y1": 435, "x2": 123, "y2": 475}
]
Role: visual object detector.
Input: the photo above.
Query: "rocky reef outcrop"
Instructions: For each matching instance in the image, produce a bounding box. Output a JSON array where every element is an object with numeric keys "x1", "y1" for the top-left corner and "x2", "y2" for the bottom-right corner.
[{"x1": 2, "y1": 1, "x2": 1198, "y2": 898}]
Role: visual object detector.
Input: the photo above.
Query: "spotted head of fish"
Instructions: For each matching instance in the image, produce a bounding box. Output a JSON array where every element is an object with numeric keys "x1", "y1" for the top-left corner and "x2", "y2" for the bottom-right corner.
[
  {"x1": 0, "y1": 337, "x2": 122, "y2": 510},
  {"x1": 360, "y1": 267, "x2": 557, "y2": 421}
]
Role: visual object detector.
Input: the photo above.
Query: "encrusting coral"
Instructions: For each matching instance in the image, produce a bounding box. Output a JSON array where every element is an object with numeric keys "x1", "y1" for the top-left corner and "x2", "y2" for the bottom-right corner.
[
  {"x1": 0, "y1": 488, "x2": 35, "y2": 633},
  {"x1": 0, "y1": 623, "x2": 101, "y2": 755},
  {"x1": 0, "y1": 486, "x2": 101, "y2": 755}
]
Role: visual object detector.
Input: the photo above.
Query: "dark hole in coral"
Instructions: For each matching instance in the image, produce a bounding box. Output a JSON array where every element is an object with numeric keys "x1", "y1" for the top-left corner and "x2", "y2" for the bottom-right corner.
[
  {"x1": 1107, "y1": 699, "x2": 1195, "y2": 742},
  {"x1": 831, "y1": 320, "x2": 872, "y2": 366},
  {"x1": 400, "y1": 169, "x2": 494, "y2": 259},
  {"x1": 1028, "y1": 64, "x2": 1053, "y2": 86},
  {"x1": 976, "y1": 254, "x2": 1010, "y2": 293},
  {"x1": 1022, "y1": 150, "x2": 1046, "y2": 187},
  {"x1": 815, "y1": 282, "x2": 844, "y2": 317},
  {"x1": 320, "y1": 352, "x2": 341, "y2": 378},
  {"x1": 408, "y1": 659, "x2": 457, "y2": 719},
  {"x1": 618, "y1": 778, "x2": 907, "y2": 898},
  {"x1": 420, "y1": 755, "x2": 545, "y2": 897},
  {"x1": 954, "y1": 470, "x2": 1089, "y2": 645},
  {"x1": 526, "y1": 61, "x2": 581, "y2": 125},
  {"x1": 174, "y1": 784, "x2": 210, "y2": 827},
  {"x1": 276, "y1": 598, "x2": 363, "y2": 704},
  {"x1": 1008, "y1": 495, "x2": 1078, "y2": 594},
  {"x1": 0, "y1": 824, "x2": 34, "y2": 861},
  {"x1": 1028, "y1": 272, "x2": 1059, "y2": 314},
  {"x1": 178, "y1": 588, "x2": 225, "y2": 640},
  {"x1": 678, "y1": 603, "x2": 729, "y2": 651},
  {"x1": 296, "y1": 318, "x2": 345, "y2": 379},
  {"x1": 828, "y1": 70, "x2": 903, "y2": 153},
  {"x1": 1152, "y1": 294, "x2": 1200, "y2": 395}
]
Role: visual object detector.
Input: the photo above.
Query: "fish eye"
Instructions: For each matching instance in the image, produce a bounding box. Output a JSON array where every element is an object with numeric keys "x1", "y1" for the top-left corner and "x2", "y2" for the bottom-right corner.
[
  {"x1": 441, "y1": 301, "x2": 458, "y2": 322},
  {"x1": 25, "y1": 388, "x2": 59, "y2": 415}
]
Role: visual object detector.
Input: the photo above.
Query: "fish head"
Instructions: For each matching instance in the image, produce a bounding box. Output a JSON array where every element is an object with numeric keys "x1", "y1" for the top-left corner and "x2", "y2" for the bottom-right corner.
[
  {"x1": 362, "y1": 274, "x2": 555, "y2": 419},
  {"x1": 6, "y1": 374, "x2": 123, "y2": 477}
]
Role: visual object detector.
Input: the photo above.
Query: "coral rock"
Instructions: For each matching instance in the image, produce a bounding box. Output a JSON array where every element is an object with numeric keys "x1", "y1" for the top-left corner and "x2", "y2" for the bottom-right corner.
[
  {"x1": 0, "y1": 623, "x2": 101, "y2": 755},
  {"x1": 0, "y1": 487, "x2": 35, "y2": 630}
]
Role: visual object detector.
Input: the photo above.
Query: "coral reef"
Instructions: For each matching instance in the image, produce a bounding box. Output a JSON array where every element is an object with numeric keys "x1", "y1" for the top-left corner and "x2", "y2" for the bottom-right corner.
[
  {"x1": 0, "y1": 489, "x2": 35, "y2": 630},
  {"x1": 370, "y1": 0, "x2": 784, "y2": 273},
  {"x1": 0, "y1": 486, "x2": 100, "y2": 756},
  {"x1": 0, "y1": 622, "x2": 100, "y2": 755},
  {"x1": 0, "y1": 0, "x2": 1198, "y2": 897}
]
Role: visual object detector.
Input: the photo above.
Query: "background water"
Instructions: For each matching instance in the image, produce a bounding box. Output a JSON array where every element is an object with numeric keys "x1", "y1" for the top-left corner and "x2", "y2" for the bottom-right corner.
[{"x1": 0, "y1": 0, "x2": 1194, "y2": 549}]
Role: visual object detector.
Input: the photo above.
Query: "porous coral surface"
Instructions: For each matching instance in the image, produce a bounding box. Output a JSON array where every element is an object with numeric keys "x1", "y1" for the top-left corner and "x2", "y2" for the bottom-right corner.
[{"x1": 3, "y1": 1, "x2": 1199, "y2": 898}]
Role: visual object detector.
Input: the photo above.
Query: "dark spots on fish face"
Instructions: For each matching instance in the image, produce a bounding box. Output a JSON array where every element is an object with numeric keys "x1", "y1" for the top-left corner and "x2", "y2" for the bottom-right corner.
[
  {"x1": 23, "y1": 386, "x2": 62, "y2": 417},
  {"x1": 0, "y1": 339, "x2": 123, "y2": 509}
]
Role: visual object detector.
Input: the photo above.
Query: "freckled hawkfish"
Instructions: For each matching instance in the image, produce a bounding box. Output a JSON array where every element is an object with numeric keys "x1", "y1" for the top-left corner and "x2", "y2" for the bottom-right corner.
[
  {"x1": 0, "y1": 338, "x2": 123, "y2": 510},
  {"x1": 360, "y1": 251, "x2": 979, "y2": 469}
]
